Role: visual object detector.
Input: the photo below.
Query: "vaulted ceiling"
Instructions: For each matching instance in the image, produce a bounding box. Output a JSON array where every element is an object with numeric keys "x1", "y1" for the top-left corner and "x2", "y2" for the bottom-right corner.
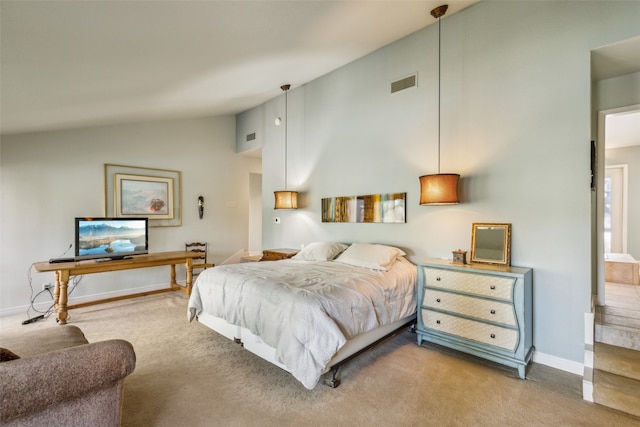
[
  {"x1": 0, "y1": 1, "x2": 478, "y2": 135},
  {"x1": 1, "y1": 1, "x2": 638, "y2": 141}
]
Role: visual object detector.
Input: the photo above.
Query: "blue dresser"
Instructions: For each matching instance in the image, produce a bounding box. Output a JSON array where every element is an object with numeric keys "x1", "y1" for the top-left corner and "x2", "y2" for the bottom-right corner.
[{"x1": 416, "y1": 259, "x2": 533, "y2": 379}]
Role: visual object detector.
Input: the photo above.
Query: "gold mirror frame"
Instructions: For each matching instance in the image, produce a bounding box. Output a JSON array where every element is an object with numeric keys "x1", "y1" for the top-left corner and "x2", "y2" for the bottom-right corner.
[{"x1": 470, "y1": 223, "x2": 511, "y2": 266}]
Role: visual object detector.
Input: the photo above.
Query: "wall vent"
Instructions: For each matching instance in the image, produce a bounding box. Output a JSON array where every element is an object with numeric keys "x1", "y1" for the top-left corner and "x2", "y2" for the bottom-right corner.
[
  {"x1": 246, "y1": 132, "x2": 256, "y2": 142},
  {"x1": 390, "y1": 74, "x2": 417, "y2": 94}
]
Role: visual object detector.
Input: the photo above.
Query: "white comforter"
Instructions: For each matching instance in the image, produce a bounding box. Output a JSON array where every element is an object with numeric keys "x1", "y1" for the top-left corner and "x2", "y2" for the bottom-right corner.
[{"x1": 187, "y1": 257, "x2": 416, "y2": 389}]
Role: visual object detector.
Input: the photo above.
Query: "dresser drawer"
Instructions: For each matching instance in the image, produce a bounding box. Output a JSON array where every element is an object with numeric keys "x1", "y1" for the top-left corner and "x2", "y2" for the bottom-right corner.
[
  {"x1": 421, "y1": 309, "x2": 518, "y2": 351},
  {"x1": 422, "y1": 289, "x2": 516, "y2": 326},
  {"x1": 423, "y1": 267, "x2": 514, "y2": 301}
]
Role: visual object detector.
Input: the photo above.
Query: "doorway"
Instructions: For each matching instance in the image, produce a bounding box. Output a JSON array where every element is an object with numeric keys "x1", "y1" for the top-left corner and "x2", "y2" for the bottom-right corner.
[
  {"x1": 597, "y1": 105, "x2": 640, "y2": 306},
  {"x1": 248, "y1": 173, "x2": 262, "y2": 254},
  {"x1": 604, "y1": 164, "x2": 627, "y2": 254}
]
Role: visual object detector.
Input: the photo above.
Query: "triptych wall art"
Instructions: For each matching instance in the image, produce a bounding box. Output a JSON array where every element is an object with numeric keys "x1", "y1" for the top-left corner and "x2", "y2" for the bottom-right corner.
[{"x1": 321, "y1": 193, "x2": 406, "y2": 223}]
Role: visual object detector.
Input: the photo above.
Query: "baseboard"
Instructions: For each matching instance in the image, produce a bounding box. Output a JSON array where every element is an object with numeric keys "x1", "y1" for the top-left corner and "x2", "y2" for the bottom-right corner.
[
  {"x1": 529, "y1": 304, "x2": 595, "y2": 385},
  {"x1": 585, "y1": 311, "x2": 595, "y2": 345},
  {"x1": 0, "y1": 282, "x2": 170, "y2": 318},
  {"x1": 583, "y1": 368, "x2": 594, "y2": 402},
  {"x1": 533, "y1": 350, "x2": 584, "y2": 376}
]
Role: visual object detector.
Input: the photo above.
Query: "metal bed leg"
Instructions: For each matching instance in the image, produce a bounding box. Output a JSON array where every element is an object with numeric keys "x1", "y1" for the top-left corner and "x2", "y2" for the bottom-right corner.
[
  {"x1": 326, "y1": 366, "x2": 341, "y2": 388},
  {"x1": 322, "y1": 319, "x2": 415, "y2": 389}
]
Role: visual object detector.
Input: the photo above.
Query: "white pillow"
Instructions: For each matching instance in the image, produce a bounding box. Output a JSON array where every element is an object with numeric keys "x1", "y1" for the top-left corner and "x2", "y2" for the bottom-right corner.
[
  {"x1": 334, "y1": 243, "x2": 406, "y2": 271},
  {"x1": 292, "y1": 242, "x2": 349, "y2": 261}
]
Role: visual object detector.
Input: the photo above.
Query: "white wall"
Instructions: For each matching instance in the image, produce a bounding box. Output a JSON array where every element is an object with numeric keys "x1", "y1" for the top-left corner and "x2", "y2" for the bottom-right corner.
[
  {"x1": 259, "y1": 1, "x2": 640, "y2": 365},
  {"x1": 594, "y1": 72, "x2": 640, "y2": 112},
  {"x1": 248, "y1": 172, "x2": 263, "y2": 253},
  {"x1": 0, "y1": 115, "x2": 261, "y2": 313}
]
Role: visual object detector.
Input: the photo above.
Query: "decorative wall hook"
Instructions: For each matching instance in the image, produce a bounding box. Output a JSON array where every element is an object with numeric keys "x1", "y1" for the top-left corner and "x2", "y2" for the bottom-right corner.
[{"x1": 198, "y1": 196, "x2": 204, "y2": 219}]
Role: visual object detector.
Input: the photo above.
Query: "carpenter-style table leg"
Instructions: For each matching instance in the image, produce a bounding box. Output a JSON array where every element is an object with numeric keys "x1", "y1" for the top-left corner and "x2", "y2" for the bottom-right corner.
[
  {"x1": 53, "y1": 270, "x2": 61, "y2": 308},
  {"x1": 170, "y1": 264, "x2": 178, "y2": 290},
  {"x1": 54, "y1": 270, "x2": 70, "y2": 324},
  {"x1": 169, "y1": 261, "x2": 193, "y2": 296},
  {"x1": 185, "y1": 258, "x2": 193, "y2": 296}
]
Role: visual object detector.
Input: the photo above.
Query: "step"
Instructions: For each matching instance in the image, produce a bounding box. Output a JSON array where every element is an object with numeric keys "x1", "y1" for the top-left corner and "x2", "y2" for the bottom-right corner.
[
  {"x1": 597, "y1": 312, "x2": 640, "y2": 330},
  {"x1": 593, "y1": 369, "x2": 640, "y2": 418},
  {"x1": 596, "y1": 305, "x2": 640, "y2": 323},
  {"x1": 595, "y1": 323, "x2": 640, "y2": 351},
  {"x1": 596, "y1": 304, "x2": 640, "y2": 319},
  {"x1": 594, "y1": 343, "x2": 640, "y2": 381}
]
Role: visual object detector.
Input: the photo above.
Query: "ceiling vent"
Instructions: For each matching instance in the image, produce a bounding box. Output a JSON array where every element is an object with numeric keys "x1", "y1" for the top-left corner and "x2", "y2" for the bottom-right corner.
[
  {"x1": 390, "y1": 73, "x2": 417, "y2": 94},
  {"x1": 246, "y1": 132, "x2": 256, "y2": 142}
]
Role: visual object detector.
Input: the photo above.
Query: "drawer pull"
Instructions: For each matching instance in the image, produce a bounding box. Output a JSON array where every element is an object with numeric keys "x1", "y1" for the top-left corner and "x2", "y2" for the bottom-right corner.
[
  {"x1": 490, "y1": 333, "x2": 496, "y2": 339},
  {"x1": 490, "y1": 285, "x2": 496, "y2": 290},
  {"x1": 436, "y1": 298, "x2": 441, "y2": 303},
  {"x1": 436, "y1": 320, "x2": 441, "y2": 324},
  {"x1": 436, "y1": 277, "x2": 442, "y2": 281},
  {"x1": 490, "y1": 309, "x2": 496, "y2": 314}
]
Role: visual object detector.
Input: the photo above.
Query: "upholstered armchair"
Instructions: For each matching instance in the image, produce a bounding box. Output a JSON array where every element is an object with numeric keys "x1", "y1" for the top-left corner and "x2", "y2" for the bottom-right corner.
[{"x1": 0, "y1": 325, "x2": 136, "y2": 426}]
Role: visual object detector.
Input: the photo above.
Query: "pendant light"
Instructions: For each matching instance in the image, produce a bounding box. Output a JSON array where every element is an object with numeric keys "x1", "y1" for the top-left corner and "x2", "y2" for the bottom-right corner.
[
  {"x1": 274, "y1": 84, "x2": 298, "y2": 209},
  {"x1": 419, "y1": 4, "x2": 460, "y2": 205}
]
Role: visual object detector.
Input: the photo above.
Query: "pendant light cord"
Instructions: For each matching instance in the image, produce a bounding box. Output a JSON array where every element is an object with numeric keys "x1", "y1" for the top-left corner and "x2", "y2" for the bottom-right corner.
[
  {"x1": 284, "y1": 87, "x2": 288, "y2": 191},
  {"x1": 437, "y1": 13, "x2": 442, "y2": 174}
]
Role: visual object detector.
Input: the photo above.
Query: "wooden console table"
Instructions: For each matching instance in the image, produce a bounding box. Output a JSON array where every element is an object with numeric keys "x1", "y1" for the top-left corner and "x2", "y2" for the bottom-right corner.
[{"x1": 33, "y1": 251, "x2": 204, "y2": 325}]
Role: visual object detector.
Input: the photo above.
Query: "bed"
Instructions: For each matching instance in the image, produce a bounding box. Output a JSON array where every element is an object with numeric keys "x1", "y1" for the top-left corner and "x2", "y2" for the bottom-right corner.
[{"x1": 187, "y1": 242, "x2": 417, "y2": 389}]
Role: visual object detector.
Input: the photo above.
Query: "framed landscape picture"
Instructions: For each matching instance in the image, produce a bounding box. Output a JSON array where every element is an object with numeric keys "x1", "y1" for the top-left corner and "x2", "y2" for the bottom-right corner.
[
  {"x1": 105, "y1": 164, "x2": 182, "y2": 227},
  {"x1": 115, "y1": 173, "x2": 173, "y2": 219}
]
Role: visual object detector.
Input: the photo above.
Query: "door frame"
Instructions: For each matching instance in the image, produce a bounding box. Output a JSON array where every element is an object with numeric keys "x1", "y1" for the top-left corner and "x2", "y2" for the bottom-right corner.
[{"x1": 596, "y1": 104, "x2": 639, "y2": 306}]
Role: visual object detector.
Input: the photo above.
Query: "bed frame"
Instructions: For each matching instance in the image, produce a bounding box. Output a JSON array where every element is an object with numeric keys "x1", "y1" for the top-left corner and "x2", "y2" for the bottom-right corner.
[{"x1": 197, "y1": 312, "x2": 416, "y2": 388}]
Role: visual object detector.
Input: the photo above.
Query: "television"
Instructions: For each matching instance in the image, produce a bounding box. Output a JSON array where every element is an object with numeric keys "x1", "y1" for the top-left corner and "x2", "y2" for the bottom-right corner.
[{"x1": 75, "y1": 217, "x2": 149, "y2": 261}]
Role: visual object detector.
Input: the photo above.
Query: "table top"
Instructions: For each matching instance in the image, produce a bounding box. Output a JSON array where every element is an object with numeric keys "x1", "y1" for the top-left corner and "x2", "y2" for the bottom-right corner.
[{"x1": 33, "y1": 250, "x2": 203, "y2": 273}]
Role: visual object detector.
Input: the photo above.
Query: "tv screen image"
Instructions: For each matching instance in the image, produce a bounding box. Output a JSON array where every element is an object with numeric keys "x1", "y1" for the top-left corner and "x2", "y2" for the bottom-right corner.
[{"x1": 75, "y1": 217, "x2": 149, "y2": 261}]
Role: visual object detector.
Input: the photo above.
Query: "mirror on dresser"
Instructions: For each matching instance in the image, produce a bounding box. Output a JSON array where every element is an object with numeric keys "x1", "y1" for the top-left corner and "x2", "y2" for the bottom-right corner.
[{"x1": 470, "y1": 223, "x2": 511, "y2": 266}]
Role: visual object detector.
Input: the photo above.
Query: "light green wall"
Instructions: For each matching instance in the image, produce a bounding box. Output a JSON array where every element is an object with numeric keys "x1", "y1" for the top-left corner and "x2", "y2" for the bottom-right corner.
[
  {"x1": 0, "y1": 116, "x2": 261, "y2": 311},
  {"x1": 259, "y1": 1, "x2": 640, "y2": 364}
]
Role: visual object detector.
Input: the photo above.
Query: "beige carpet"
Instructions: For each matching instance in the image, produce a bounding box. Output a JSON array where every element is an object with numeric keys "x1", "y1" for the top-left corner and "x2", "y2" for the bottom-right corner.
[{"x1": 2, "y1": 292, "x2": 639, "y2": 426}]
